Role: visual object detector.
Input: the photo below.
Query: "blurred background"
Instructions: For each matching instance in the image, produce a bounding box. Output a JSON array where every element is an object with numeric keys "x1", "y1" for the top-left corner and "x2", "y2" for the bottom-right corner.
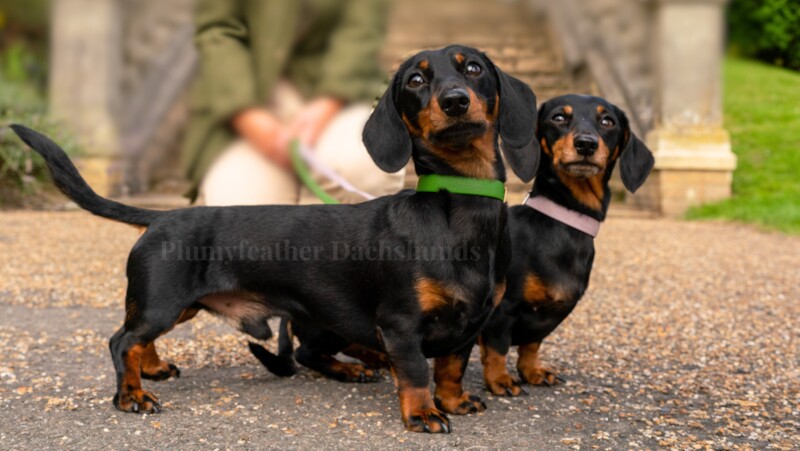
[{"x1": 0, "y1": 0, "x2": 797, "y2": 232}]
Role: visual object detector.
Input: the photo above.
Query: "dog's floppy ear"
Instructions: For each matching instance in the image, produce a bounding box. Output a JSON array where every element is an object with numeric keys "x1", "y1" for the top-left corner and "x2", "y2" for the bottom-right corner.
[
  {"x1": 491, "y1": 60, "x2": 540, "y2": 182},
  {"x1": 535, "y1": 98, "x2": 550, "y2": 154},
  {"x1": 616, "y1": 108, "x2": 655, "y2": 193},
  {"x1": 362, "y1": 74, "x2": 412, "y2": 173}
]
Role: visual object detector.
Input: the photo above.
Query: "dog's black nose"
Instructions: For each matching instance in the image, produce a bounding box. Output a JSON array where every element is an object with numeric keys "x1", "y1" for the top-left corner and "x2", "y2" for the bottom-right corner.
[
  {"x1": 439, "y1": 89, "x2": 470, "y2": 117},
  {"x1": 574, "y1": 135, "x2": 599, "y2": 156}
]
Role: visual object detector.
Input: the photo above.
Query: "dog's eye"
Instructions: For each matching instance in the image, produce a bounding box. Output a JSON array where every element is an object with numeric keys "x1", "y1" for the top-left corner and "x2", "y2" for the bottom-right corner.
[
  {"x1": 407, "y1": 74, "x2": 426, "y2": 88},
  {"x1": 552, "y1": 113, "x2": 567, "y2": 124},
  {"x1": 465, "y1": 62, "x2": 482, "y2": 76},
  {"x1": 600, "y1": 117, "x2": 615, "y2": 127}
]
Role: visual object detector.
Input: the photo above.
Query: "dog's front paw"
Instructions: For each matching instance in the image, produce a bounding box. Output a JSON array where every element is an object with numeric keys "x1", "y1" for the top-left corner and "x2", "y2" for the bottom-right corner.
[
  {"x1": 141, "y1": 363, "x2": 180, "y2": 381},
  {"x1": 399, "y1": 386, "x2": 451, "y2": 433},
  {"x1": 113, "y1": 389, "x2": 161, "y2": 414},
  {"x1": 435, "y1": 391, "x2": 487, "y2": 415},
  {"x1": 485, "y1": 372, "x2": 526, "y2": 396},
  {"x1": 519, "y1": 365, "x2": 564, "y2": 386},
  {"x1": 404, "y1": 407, "x2": 451, "y2": 433}
]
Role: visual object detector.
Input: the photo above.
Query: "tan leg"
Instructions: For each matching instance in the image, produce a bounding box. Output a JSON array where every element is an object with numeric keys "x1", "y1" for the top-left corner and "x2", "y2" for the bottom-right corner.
[
  {"x1": 479, "y1": 339, "x2": 524, "y2": 396},
  {"x1": 140, "y1": 308, "x2": 198, "y2": 381},
  {"x1": 517, "y1": 342, "x2": 561, "y2": 386},
  {"x1": 433, "y1": 354, "x2": 486, "y2": 414},
  {"x1": 140, "y1": 342, "x2": 180, "y2": 380},
  {"x1": 114, "y1": 343, "x2": 161, "y2": 413}
]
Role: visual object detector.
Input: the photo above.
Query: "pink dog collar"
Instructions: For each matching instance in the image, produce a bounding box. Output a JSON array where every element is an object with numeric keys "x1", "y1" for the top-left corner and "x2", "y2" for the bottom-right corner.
[{"x1": 524, "y1": 195, "x2": 601, "y2": 238}]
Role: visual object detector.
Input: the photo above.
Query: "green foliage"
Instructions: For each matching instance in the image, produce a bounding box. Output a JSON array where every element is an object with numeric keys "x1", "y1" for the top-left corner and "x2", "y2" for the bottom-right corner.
[
  {"x1": 0, "y1": 72, "x2": 81, "y2": 206},
  {"x1": 0, "y1": 0, "x2": 79, "y2": 207},
  {"x1": 727, "y1": 0, "x2": 800, "y2": 70},
  {"x1": 687, "y1": 58, "x2": 800, "y2": 234},
  {"x1": 2, "y1": 41, "x2": 46, "y2": 86},
  {"x1": 0, "y1": 0, "x2": 50, "y2": 87}
]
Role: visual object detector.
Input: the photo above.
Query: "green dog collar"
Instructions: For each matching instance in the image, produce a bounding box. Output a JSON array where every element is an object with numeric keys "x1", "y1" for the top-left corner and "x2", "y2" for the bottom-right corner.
[{"x1": 416, "y1": 174, "x2": 506, "y2": 201}]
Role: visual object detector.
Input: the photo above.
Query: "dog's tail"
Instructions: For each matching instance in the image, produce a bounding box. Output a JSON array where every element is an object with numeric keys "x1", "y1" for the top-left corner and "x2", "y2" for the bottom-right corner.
[
  {"x1": 10, "y1": 125, "x2": 161, "y2": 227},
  {"x1": 247, "y1": 318, "x2": 297, "y2": 377}
]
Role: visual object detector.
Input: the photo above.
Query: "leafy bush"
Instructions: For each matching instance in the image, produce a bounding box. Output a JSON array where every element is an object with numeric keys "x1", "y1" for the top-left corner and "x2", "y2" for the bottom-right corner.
[
  {"x1": 727, "y1": 0, "x2": 800, "y2": 70},
  {"x1": 0, "y1": 0, "x2": 81, "y2": 207},
  {"x1": 0, "y1": 72, "x2": 81, "y2": 207},
  {"x1": 0, "y1": 0, "x2": 50, "y2": 85}
]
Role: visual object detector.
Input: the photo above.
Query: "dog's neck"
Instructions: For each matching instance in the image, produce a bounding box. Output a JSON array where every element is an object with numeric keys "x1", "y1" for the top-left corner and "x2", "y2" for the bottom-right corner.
[
  {"x1": 529, "y1": 155, "x2": 616, "y2": 221},
  {"x1": 411, "y1": 128, "x2": 507, "y2": 183}
]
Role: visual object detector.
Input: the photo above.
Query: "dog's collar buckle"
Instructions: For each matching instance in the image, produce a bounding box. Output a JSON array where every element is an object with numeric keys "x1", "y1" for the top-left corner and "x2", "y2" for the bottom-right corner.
[{"x1": 523, "y1": 195, "x2": 601, "y2": 237}]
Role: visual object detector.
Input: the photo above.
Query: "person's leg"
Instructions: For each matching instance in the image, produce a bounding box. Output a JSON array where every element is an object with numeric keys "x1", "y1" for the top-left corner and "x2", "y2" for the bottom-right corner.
[
  {"x1": 199, "y1": 140, "x2": 299, "y2": 206},
  {"x1": 199, "y1": 81, "x2": 309, "y2": 207},
  {"x1": 298, "y1": 104, "x2": 406, "y2": 205}
]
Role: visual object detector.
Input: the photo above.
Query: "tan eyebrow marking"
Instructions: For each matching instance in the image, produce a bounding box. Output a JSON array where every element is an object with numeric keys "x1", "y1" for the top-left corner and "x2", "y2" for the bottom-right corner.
[
  {"x1": 418, "y1": 60, "x2": 429, "y2": 70},
  {"x1": 454, "y1": 53, "x2": 465, "y2": 64}
]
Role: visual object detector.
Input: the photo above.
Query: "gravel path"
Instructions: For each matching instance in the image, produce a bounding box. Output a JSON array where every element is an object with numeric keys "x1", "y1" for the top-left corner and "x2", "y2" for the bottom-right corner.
[{"x1": 1, "y1": 211, "x2": 798, "y2": 450}]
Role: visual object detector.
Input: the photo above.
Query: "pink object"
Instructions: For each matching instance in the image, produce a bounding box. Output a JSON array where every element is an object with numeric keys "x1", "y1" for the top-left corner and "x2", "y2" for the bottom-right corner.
[{"x1": 524, "y1": 195, "x2": 601, "y2": 238}]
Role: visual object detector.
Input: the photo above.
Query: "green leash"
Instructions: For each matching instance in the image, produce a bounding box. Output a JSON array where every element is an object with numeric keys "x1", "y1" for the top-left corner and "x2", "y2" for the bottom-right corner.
[
  {"x1": 291, "y1": 140, "x2": 506, "y2": 204},
  {"x1": 290, "y1": 140, "x2": 340, "y2": 205}
]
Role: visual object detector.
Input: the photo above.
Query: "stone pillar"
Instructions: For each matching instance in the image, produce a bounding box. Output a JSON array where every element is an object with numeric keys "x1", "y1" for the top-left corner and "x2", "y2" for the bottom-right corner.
[
  {"x1": 637, "y1": 0, "x2": 736, "y2": 216},
  {"x1": 49, "y1": 0, "x2": 123, "y2": 196}
]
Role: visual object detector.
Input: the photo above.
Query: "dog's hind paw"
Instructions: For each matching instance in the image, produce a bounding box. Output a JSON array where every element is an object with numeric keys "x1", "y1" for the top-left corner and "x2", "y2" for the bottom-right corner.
[
  {"x1": 141, "y1": 363, "x2": 180, "y2": 381},
  {"x1": 519, "y1": 366, "x2": 563, "y2": 386},
  {"x1": 113, "y1": 389, "x2": 161, "y2": 414},
  {"x1": 329, "y1": 362, "x2": 382, "y2": 383},
  {"x1": 485, "y1": 373, "x2": 526, "y2": 396},
  {"x1": 296, "y1": 351, "x2": 382, "y2": 383},
  {"x1": 435, "y1": 391, "x2": 487, "y2": 415}
]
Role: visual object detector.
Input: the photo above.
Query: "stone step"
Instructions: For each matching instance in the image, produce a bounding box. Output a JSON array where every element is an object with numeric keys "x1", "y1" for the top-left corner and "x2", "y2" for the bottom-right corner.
[
  {"x1": 383, "y1": 0, "x2": 585, "y2": 193},
  {"x1": 385, "y1": 35, "x2": 551, "y2": 48},
  {"x1": 383, "y1": 0, "x2": 564, "y2": 83}
]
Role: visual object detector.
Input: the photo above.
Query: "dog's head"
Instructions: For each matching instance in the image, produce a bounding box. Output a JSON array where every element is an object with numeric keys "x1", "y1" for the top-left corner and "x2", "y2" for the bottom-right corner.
[
  {"x1": 363, "y1": 45, "x2": 540, "y2": 182},
  {"x1": 536, "y1": 95, "x2": 655, "y2": 209}
]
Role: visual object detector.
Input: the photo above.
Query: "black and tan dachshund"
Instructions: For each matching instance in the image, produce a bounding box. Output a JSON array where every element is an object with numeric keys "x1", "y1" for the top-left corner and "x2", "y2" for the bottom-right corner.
[
  {"x1": 261, "y1": 95, "x2": 655, "y2": 404},
  {"x1": 479, "y1": 94, "x2": 654, "y2": 395},
  {"x1": 10, "y1": 45, "x2": 540, "y2": 433}
]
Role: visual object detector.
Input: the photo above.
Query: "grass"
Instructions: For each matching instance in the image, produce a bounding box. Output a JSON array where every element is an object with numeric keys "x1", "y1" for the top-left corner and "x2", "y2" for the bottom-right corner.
[{"x1": 686, "y1": 58, "x2": 800, "y2": 234}]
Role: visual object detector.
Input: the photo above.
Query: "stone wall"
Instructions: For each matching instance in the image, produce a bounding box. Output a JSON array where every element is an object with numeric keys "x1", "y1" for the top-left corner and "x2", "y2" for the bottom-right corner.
[
  {"x1": 533, "y1": 0, "x2": 654, "y2": 136},
  {"x1": 539, "y1": 0, "x2": 737, "y2": 216},
  {"x1": 49, "y1": 0, "x2": 735, "y2": 215},
  {"x1": 117, "y1": 0, "x2": 195, "y2": 195},
  {"x1": 49, "y1": 0, "x2": 196, "y2": 196}
]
